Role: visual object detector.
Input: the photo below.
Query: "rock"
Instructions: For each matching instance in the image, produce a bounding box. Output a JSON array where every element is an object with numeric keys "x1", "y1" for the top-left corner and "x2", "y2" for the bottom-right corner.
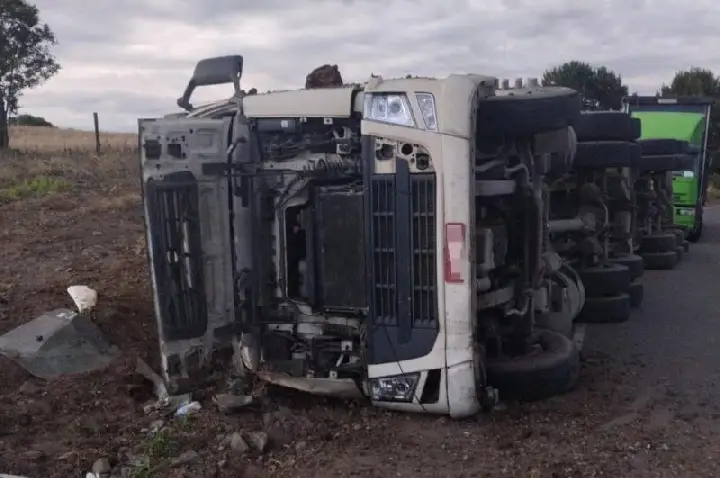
[
  {"x1": 19, "y1": 380, "x2": 39, "y2": 394},
  {"x1": 230, "y1": 432, "x2": 249, "y2": 454},
  {"x1": 149, "y1": 419, "x2": 165, "y2": 433},
  {"x1": 295, "y1": 441, "x2": 307, "y2": 452},
  {"x1": 92, "y1": 457, "x2": 112, "y2": 475},
  {"x1": 57, "y1": 451, "x2": 77, "y2": 461},
  {"x1": 129, "y1": 454, "x2": 149, "y2": 468},
  {"x1": 171, "y1": 449, "x2": 199, "y2": 467},
  {"x1": 214, "y1": 393, "x2": 254, "y2": 414},
  {"x1": 246, "y1": 431, "x2": 269, "y2": 453}
]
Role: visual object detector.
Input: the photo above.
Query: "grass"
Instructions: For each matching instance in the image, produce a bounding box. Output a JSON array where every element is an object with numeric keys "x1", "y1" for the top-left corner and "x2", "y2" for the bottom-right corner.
[{"x1": 1, "y1": 126, "x2": 138, "y2": 200}]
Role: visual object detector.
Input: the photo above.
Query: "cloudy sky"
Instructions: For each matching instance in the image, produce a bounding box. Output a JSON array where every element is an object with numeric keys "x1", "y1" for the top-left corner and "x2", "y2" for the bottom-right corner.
[{"x1": 18, "y1": 0, "x2": 720, "y2": 132}]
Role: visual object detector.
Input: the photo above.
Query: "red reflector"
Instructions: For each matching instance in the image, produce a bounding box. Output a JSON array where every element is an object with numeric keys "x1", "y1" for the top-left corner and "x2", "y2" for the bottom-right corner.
[{"x1": 444, "y1": 223, "x2": 466, "y2": 283}]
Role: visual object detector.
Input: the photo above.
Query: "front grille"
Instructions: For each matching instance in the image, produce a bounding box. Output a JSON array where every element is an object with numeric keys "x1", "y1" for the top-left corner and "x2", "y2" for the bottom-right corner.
[
  {"x1": 370, "y1": 176, "x2": 397, "y2": 326},
  {"x1": 145, "y1": 172, "x2": 208, "y2": 340},
  {"x1": 410, "y1": 175, "x2": 437, "y2": 328},
  {"x1": 368, "y1": 173, "x2": 438, "y2": 329}
]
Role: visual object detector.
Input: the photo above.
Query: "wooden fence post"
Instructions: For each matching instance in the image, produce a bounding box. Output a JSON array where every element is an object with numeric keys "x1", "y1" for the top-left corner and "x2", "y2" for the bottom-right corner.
[{"x1": 93, "y1": 112, "x2": 100, "y2": 154}]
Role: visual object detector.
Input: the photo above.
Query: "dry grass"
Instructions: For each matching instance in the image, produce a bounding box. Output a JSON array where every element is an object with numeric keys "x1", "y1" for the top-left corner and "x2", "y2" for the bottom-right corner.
[{"x1": 1, "y1": 126, "x2": 138, "y2": 201}]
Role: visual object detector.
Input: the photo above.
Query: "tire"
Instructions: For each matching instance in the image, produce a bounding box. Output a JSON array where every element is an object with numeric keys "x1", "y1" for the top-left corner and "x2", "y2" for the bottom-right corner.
[
  {"x1": 486, "y1": 330, "x2": 579, "y2": 402},
  {"x1": 629, "y1": 281, "x2": 643, "y2": 308},
  {"x1": 641, "y1": 251, "x2": 678, "y2": 270},
  {"x1": 578, "y1": 263, "x2": 631, "y2": 298},
  {"x1": 608, "y1": 254, "x2": 644, "y2": 280},
  {"x1": 576, "y1": 293, "x2": 631, "y2": 324},
  {"x1": 639, "y1": 233, "x2": 676, "y2": 253},
  {"x1": 637, "y1": 154, "x2": 695, "y2": 172},
  {"x1": 675, "y1": 246, "x2": 683, "y2": 262},
  {"x1": 573, "y1": 111, "x2": 641, "y2": 142},
  {"x1": 666, "y1": 228, "x2": 685, "y2": 245},
  {"x1": 638, "y1": 139, "x2": 690, "y2": 155},
  {"x1": 478, "y1": 87, "x2": 581, "y2": 137},
  {"x1": 574, "y1": 141, "x2": 641, "y2": 169}
]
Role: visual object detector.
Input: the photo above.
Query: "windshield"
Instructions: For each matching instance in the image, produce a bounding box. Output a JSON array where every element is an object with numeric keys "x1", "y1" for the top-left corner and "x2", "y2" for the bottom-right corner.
[
  {"x1": 632, "y1": 111, "x2": 705, "y2": 144},
  {"x1": 631, "y1": 110, "x2": 705, "y2": 175}
]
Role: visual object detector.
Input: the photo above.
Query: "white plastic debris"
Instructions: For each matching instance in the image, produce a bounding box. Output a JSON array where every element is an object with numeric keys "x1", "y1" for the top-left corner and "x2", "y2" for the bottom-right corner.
[
  {"x1": 175, "y1": 401, "x2": 202, "y2": 416},
  {"x1": 67, "y1": 285, "x2": 98, "y2": 313}
]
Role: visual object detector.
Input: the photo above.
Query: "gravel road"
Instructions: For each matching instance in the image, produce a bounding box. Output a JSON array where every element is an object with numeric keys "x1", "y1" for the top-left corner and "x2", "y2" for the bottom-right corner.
[{"x1": 587, "y1": 205, "x2": 720, "y2": 425}]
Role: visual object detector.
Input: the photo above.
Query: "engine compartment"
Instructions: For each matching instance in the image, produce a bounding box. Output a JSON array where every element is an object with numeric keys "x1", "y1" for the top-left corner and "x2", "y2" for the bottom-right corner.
[{"x1": 246, "y1": 113, "x2": 368, "y2": 384}]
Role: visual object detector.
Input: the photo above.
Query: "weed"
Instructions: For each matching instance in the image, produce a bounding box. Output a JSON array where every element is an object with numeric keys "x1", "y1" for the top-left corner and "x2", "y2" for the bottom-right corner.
[
  {"x1": 129, "y1": 427, "x2": 179, "y2": 478},
  {"x1": 0, "y1": 175, "x2": 71, "y2": 202}
]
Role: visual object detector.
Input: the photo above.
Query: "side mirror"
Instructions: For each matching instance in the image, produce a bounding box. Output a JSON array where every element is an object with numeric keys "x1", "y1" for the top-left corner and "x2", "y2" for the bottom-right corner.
[{"x1": 177, "y1": 55, "x2": 244, "y2": 111}]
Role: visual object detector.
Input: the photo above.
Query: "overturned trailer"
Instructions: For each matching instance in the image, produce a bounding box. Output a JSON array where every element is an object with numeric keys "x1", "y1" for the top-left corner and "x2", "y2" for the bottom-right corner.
[{"x1": 139, "y1": 56, "x2": 586, "y2": 417}]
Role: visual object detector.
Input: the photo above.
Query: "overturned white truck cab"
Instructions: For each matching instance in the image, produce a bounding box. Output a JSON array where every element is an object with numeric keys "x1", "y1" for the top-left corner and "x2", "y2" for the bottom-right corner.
[{"x1": 140, "y1": 56, "x2": 584, "y2": 418}]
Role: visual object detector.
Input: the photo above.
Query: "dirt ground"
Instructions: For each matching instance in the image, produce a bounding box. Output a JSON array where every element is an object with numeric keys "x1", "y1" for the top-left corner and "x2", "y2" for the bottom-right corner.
[{"x1": 1, "y1": 130, "x2": 720, "y2": 477}]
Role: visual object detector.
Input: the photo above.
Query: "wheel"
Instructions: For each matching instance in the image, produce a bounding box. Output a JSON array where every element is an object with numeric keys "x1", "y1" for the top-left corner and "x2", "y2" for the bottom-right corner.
[
  {"x1": 572, "y1": 111, "x2": 641, "y2": 142},
  {"x1": 639, "y1": 233, "x2": 677, "y2": 253},
  {"x1": 666, "y1": 228, "x2": 685, "y2": 245},
  {"x1": 675, "y1": 246, "x2": 683, "y2": 262},
  {"x1": 486, "y1": 330, "x2": 579, "y2": 402},
  {"x1": 637, "y1": 153, "x2": 695, "y2": 173},
  {"x1": 576, "y1": 293, "x2": 631, "y2": 324},
  {"x1": 641, "y1": 251, "x2": 678, "y2": 270},
  {"x1": 629, "y1": 281, "x2": 643, "y2": 308},
  {"x1": 478, "y1": 87, "x2": 581, "y2": 137},
  {"x1": 573, "y1": 141, "x2": 641, "y2": 169},
  {"x1": 638, "y1": 139, "x2": 690, "y2": 155},
  {"x1": 607, "y1": 254, "x2": 644, "y2": 280},
  {"x1": 577, "y1": 263, "x2": 631, "y2": 298},
  {"x1": 687, "y1": 213, "x2": 703, "y2": 243}
]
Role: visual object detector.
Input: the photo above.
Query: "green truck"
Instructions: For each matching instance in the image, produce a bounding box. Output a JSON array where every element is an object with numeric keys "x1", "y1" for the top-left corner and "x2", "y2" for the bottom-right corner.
[{"x1": 622, "y1": 96, "x2": 714, "y2": 242}]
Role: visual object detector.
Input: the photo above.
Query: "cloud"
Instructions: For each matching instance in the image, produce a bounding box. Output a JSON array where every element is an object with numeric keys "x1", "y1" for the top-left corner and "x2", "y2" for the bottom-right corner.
[{"x1": 16, "y1": 0, "x2": 720, "y2": 132}]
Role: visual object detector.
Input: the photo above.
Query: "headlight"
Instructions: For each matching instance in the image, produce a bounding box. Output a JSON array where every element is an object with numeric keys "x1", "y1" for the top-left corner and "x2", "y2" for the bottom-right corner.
[
  {"x1": 369, "y1": 372, "x2": 420, "y2": 402},
  {"x1": 682, "y1": 170, "x2": 695, "y2": 178},
  {"x1": 677, "y1": 208, "x2": 695, "y2": 216},
  {"x1": 415, "y1": 93, "x2": 438, "y2": 131},
  {"x1": 363, "y1": 93, "x2": 415, "y2": 128}
]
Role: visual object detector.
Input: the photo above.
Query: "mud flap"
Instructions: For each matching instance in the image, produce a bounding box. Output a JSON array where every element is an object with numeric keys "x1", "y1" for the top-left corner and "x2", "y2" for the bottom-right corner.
[{"x1": 139, "y1": 118, "x2": 236, "y2": 393}]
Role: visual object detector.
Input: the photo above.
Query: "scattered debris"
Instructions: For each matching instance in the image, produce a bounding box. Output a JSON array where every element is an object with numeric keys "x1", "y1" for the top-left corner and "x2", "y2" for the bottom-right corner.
[
  {"x1": 257, "y1": 371, "x2": 365, "y2": 399},
  {"x1": 213, "y1": 393, "x2": 254, "y2": 414},
  {"x1": 135, "y1": 357, "x2": 168, "y2": 403},
  {"x1": 0, "y1": 308, "x2": 117, "y2": 379},
  {"x1": 175, "y1": 401, "x2": 202, "y2": 417},
  {"x1": 171, "y1": 450, "x2": 199, "y2": 467},
  {"x1": 91, "y1": 457, "x2": 111, "y2": 475},
  {"x1": 67, "y1": 285, "x2": 98, "y2": 313},
  {"x1": 0, "y1": 285, "x2": 117, "y2": 379}
]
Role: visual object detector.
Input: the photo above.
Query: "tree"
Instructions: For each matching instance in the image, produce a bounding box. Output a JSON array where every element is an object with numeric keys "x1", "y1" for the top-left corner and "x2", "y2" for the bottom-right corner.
[
  {"x1": 9, "y1": 113, "x2": 53, "y2": 126},
  {"x1": 0, "y1": 0, "x2": 60, "y2": 149},
  {"x1": 659, "y1": 67, "x2": 718, "y2": 97},
  {"x1": 542, "y1": 61, "x2": 629, "y2": 110}
]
